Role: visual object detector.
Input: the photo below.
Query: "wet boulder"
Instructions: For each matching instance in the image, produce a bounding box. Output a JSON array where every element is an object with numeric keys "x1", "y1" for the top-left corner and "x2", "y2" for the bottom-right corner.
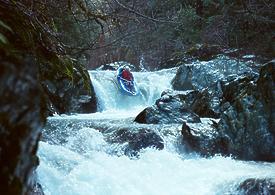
[
  {"x1": 185, "y1": 90, "x2": 219, "y2": 118},
  {"x1": 181, "y1": 119, "x2": 228, "y2": 156},
  {"x1": 217, "y1": 61, "x2": 275, "y2": 161},
  {"x1": 135, "y1": 90, "x2": 201, "y2": 124},
  {"x1": 135, "y1": 89, "x2": 219, "y2": 124},
  {"x1": 180, "y1": 61, "x2": 275, "y2": 161},
  {"x1": 107, "y1": 128, "x2": 164, "y2": 156},
  {"x1": 42, "y1": 118, "x2": 164, "y2": 157},
  {"x1": 171, "y1": 55, "x2": 257, "y2": 93},
  {"x1": 162, "y1": 89, "x2": 219, "y2": 118},
  {"x1": 237, "y1": 178, "x2": 275, "y2": 195},
  {"x1": 27, "y1": 175, "x2": 45, "y2": 195},
  {"x1": 135, "y1": 106, "x2": 200, "y2": 125},
  {"x1": 185, "y1": 44, "x2": 222, "y2": 61},
  {"x1": 40, "y1": 62, "x2": 97, "y2": 115},
  {"x1": 171, "y1": 65, "x2": 194, "y2": 91},
  {"x1": 0, "y1": 55, "x2": 47, "y2": 194},
  {"x1": 256, "y1": 61, "x2": 275, "y2": 145}
]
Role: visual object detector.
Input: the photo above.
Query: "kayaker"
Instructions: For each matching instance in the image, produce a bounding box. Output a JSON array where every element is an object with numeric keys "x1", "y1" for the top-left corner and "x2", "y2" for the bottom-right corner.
[{"x1": 121, "y1": 66, "x2": 133, "y2": 81}]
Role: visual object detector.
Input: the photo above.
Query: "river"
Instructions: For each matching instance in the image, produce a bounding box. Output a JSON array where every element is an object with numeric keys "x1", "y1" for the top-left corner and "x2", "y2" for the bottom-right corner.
[{"x1": 37, "y1": 68, "x2": 275, "y2": 195}]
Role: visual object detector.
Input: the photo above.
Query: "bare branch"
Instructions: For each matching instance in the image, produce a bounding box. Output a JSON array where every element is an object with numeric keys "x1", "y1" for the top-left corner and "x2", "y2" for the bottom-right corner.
[{"x1": 112, "y1": 0, "x2": 179, "y2": 24}]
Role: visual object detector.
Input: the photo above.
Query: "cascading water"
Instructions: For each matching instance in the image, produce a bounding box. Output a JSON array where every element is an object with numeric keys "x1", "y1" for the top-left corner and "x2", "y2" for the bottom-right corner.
[
  {"x1": 37, "y1": 68, "x2": 275, "y2": 195},
  {"x1": 90, "y1": 69, "x2": 177, "y2": 112}
]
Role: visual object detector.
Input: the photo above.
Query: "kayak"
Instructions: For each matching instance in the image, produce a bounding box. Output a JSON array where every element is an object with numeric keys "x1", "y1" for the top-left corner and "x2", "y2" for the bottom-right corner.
[{"x1": 116, "y1": 69, "x2": 139, "y2": 96}]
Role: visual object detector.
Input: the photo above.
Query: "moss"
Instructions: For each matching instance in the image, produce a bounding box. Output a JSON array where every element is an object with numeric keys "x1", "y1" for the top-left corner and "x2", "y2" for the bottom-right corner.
[
  {"x1": 0, "y1": 2, "x2": 95, "y2": 193},
  {"x1": 0, "y1": 1, "x2": 92, "y2": 92}
]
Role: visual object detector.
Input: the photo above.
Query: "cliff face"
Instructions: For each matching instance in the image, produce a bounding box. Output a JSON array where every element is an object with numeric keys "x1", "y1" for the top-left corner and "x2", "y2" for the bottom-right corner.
[
  {"x1": 40, "y1": 62, "x2": 97, "y2": 115},
  {"x1": 0, "y1": 54, "x2": 96, "y2": 195},
  {"x1": 136, "y1": 55, "x2": 275, "y2": 162},
  {"x1": 0, "y1": 41, "x2": 96, "y2": 195},
  {"x1": 0, "y1": 1, "x2": 97, "y2": 193},
  {"x1": 180, "y1": 61, "x2": 275, "y2": 161},
  {"x1": 0, "y1": 54, "x2": 47, "y2": 194}
]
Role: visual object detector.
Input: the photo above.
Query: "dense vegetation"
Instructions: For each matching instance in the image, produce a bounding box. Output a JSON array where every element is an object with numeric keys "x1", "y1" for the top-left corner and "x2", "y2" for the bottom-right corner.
[
  {"x1": 98, "y1": 0, "x2": 275, "y2": 69},
  {"x1": 2, "y1": 0, "x2": 273, "y2": 71},
  {"x1": 0, "y1": 0, "x2": 99, "y2": 115},
  {"x1": 0, "y1": 0, "x2": 90, "y2": 82}
]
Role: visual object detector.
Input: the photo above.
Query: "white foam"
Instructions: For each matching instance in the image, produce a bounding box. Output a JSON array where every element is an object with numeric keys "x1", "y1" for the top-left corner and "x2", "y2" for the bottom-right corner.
[
  {"x1": 38, "y1": 68, "x2": 274, "y2": 195},
  {"x1": 89, "y1": 69, "x2": 176, "y2": 111},
  {"x1": 38, "y1": 138, "x2": 275, "y2": 195}
]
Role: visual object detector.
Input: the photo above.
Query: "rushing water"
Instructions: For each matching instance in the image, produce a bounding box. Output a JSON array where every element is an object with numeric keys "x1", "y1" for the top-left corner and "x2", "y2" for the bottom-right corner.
[{"x1": 37, "y1": 68, "x2": 275, "y2": 195}]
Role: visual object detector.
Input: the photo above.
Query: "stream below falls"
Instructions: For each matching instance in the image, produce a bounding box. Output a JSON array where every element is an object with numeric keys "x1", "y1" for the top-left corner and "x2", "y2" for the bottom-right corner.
[{"x1": 37, "y1": 68, "x2": 275, "y2": 195}]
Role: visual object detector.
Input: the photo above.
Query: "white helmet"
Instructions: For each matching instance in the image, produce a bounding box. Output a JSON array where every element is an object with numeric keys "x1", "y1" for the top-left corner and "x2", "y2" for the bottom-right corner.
[{"x1": 124, "y1": 65, "x2": 130, "y2": 71}]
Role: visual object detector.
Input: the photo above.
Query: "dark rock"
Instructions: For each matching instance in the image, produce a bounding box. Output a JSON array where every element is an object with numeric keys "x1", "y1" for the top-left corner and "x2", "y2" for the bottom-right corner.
[
  {"x1": 135, "y1": 89, "x2": 219, "y2": 124},
  {"x1": 189, "y1": 90, "x2": 219, "y2": 118},
  {"x1": 134, "y1": 109, "x2": 148, "y2": 123},
  {"x1": 42, "y1": 118, "x2": 164, "y2": 157},
  {"x1": 180, "y1": 61, "x2": 275, "y2": 161},
  {"x1": 185, "y1": 44, "x2": 222, "y2": 61},
  {"x1": 171, "y1": 55, "x2": 257, "y2": 93},
  {"x1": 165, "y1": 89, "x2": 219, "y2": 118},
  {"x1": 217, "y1": 61, "x2": 275, "y2": 161},
  {"x1": 107, "y1": 128, "x2": 164, "y2": 156},
  {"x1": 221, "y1": 74, "x2": 257, "y2": 103},
  {"x1": 157, "y1": 56, "x2": 184, "y2": 70},
  {"x1": 0, "y1": 55, "x2": 47, "y2": 194},
  {"x1": 40, "y1": 62, "x2": 97, "y2": 115},
  {"x1": 181, "y1": 119, "x2": 228, "y2": 156},
  {"x1": 171, "y1": 65, "x2": 194, "y2": 91},
  {"x1": 258, "y1": 61, "x2": 275, "y2": 136},
  {"x1": 27, "y1": 174, "x2": 45, "y2": 195},
  {"x1": 28, "y1": 183, "x2": 45, "y2": 195},
  {"x1": 135, "y1": 91, "x2": 201, "y2": 124},
  {"x1": 237, "y1": 178, "x2": 275, "y2": 195}
]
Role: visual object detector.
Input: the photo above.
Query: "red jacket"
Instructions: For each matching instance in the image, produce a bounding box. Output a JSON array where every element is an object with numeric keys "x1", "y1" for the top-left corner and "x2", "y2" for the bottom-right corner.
[{"x1": 122, "y1": 70, "x2": 133, "y2": 81}]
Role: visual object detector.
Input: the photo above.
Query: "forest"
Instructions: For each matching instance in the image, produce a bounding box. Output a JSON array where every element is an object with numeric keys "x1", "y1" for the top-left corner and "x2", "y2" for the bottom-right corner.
[{"x1": 1, "y1": 0, "x2": 274, "y2": 70}]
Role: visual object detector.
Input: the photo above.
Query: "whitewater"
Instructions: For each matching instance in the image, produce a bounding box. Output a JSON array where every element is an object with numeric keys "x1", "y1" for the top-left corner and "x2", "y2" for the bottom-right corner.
[{"x1": 37, "y1": 68, "x2": 275, "y2": 195}]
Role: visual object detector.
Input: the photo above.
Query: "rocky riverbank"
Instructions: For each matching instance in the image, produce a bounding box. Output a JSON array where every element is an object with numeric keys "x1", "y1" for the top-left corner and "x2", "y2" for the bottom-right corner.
[
  {"x1": 40, "y1": 61, "x2": 97, "y2": 115},
  {"x1": 132, "y1": 56, "x2": 275, "y2": 194},
  {"x1": 135, "y1": 57, "x2": 275, "y2": 162},
  {"x1": 0, "y1": 52, "x2": 46, "y2": 194},
  {"x1": 0, "y1": 2, "x2": 98, "y2": 194}
]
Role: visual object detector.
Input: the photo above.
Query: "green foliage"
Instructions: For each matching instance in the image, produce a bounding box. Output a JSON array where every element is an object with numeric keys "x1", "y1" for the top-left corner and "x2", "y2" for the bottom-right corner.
[
  {"x1": 0, "y1": 33, "x2": 8, "y2": 44},
  {"x1": 0, "y1": 20, "x2": 12, "y2": 44},
  {"x1": 0, "y1": 20, "x2": 12, "y2": 32},
  {"x1": 0, "y1": 0, "x2": 93, "y2": 93},
  {"x1": 176, "y1": 6, "x2": 202, "y2": 44}
]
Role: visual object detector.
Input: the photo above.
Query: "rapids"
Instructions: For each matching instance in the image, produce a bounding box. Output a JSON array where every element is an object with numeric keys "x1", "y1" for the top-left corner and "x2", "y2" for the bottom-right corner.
[{"x1": 37, "y1": 68, "x2": 275, "y2": 195}]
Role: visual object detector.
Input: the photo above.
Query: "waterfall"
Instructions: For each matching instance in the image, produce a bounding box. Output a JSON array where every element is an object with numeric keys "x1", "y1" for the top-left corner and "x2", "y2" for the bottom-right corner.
[
  {"x1": 37, "y1": 68, "x2": 275, "y2": 195},
  {"x1": 89, "y1": 69, "x2": 176, "y2": 112}
]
